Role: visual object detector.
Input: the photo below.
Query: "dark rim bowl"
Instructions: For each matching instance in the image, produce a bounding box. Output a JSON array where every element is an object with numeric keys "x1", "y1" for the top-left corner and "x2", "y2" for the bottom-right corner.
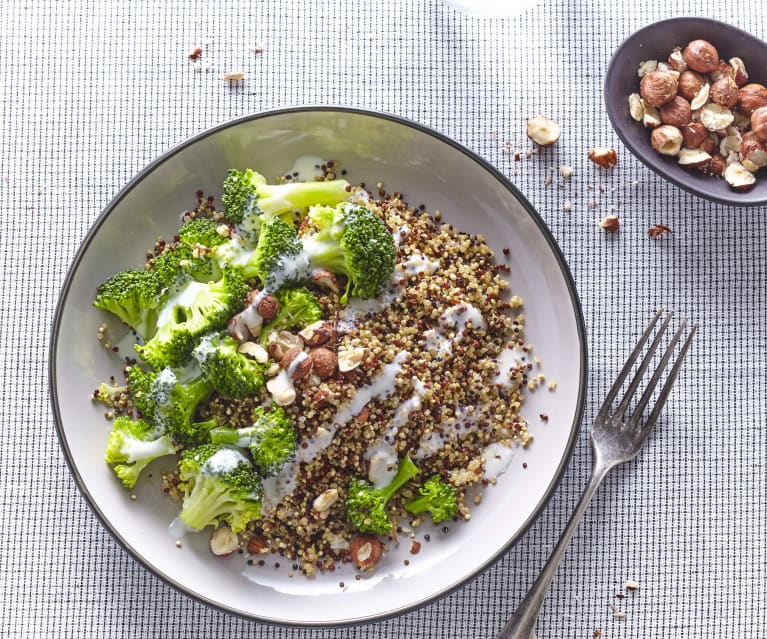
[
  {"x1": 49, "y1": 106, "x2": 587, "y2": 626},
  {"x1": 605, "y1": 17, "x2": 767, "y2": 207}
]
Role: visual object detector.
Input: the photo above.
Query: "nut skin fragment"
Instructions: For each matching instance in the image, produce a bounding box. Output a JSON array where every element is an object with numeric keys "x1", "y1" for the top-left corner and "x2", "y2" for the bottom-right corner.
[
  {"x1": 640, "y1": 71, "x2": 679, "y2": 107},
  {"x1": 681, "y1": 122, "x2": 708, "y2": 148},
  {"x1": 659, "y1": 96, "x2": 692, "y2": 127},
  {"x1": 349, "y1": 534, "x2": 382, "y2": 570},
  {"x1": 587, "y1": 147, "x2": 618, "y2": 169},
  {"x1": 247, "y1": 534, "x2": 269, "y2": 554},
  {"x1": 737, "y1": 84, "x2": 767, "y2": 116},
  {"x1": 683, "y1": 39, "x2": 719, "y2": 73},
  {"x1": 309, "y1": 347, "x2": 338, "y2": 379},
  {"x1": 677, "y1": 70, "x2": 704, "y2": 101},
  {"x1": 750, "y1": 106, "x2": 767, "y2": 141},
  {"x1": 711, "y1": 76, "x2": 739, "y2": 108},
  {"x1": 210, "y1": 526, "x2": 239, "y2": 556},
  {"x1": 650, "y1": 125, "x2": 683, "y2": 156},
  {"x1": 525, "y1": 115, "x2": 561, "y2": 146}
]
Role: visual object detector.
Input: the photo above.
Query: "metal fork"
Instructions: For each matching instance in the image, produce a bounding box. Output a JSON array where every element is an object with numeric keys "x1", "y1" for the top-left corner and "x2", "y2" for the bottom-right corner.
[{"x1": 496, "y1": 309, "x2": 697, "y2": 639}]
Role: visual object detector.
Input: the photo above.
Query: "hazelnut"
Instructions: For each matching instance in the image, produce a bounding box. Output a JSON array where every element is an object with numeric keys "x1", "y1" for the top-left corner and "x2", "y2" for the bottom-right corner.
[
  {"x1": 309, "y1": 347, "x2": 338, "y2": 379},
  {"x1": 246, "y1": 534, "x2": 269, "y2": 554},
  {"x1": 210, "y1": 526, "x2": 239, "y2": 556},
  {"x1": 729, "y1": 57, "x2": 749, "y2": 87},
  {"x1": 710, "y1": 76, "x2": 739, "y2": 108},
  {"x1": 677, "y1": 70, "x2": 705, "y2": 101},
  {"x1": 699, "y1": 135, "x2": 716, "y2": 154},
  {"x1": 724, "y1": 161, "x2": 756, "y2": 190},
  {"x1": 640, "y1": 71, "x2": 678, "y2": 107},
  {"x1": 751, "y1": 106, "x2": 767, "y2": 142},
  {"x1": 525, "y1": 115, "x2": 561, "y2": 146},
  {"x1": 598, "y1": 215, "x2": 620, "y2": 232},
  {"x1": 298, "y1": 320, "x2": 334, "y2": 347},
  {"x1": 677, "y1": 148, "x2": 711, "y2": 167},
  {"x1": 659, "y1": 96, "x2": 692, "y2": 127},
  {"x1": 281, "y1": 347, "x2": 312, "y2": 381},
  {"x1": 349, "y1": 534, "x2": 382, "y2": 570},
  {"x1": 737, "y1": 83, "x2": 767, "y2": 116},
  {"x1": 682, "y1": 39, "x2": 719, "y2": 73},
  {"x1": 255, "y1": 294, "x2": 280, "y2": 320},
  {"x1": 699, "y1": 103, "x2": 734, "y2": 131},
  {"x1": 267, "y1": 330, "x2": 302, "y2": 360},
  {"x1": 681, "y1": 122, "x2": 707, "y2": 148},
  {"x1": 237, "y1": 341, "x2": 269, "y2": 363},
  {"x1": 740, "y1": 132, "x2": 767, "y2": 168},
  {"x1": 310, "y1": 268, "x2": 340, "y2": 294},
  {"x1": 650, "y1": 125, "x2": 683, "y2": 156},
  {"x1": 689, "y1": 82, "x2": 711, "y2": 111},
  {"x1": 587, "y1": 147, "x2": 618, "y2": 169},
  {"x1": 705, "y1": 153, "x2": 726, "y2": 175},
  {"x1": 710, "y1": 60, "x2": 735, "y2": 82},
  {"x1": 667, "y1": 49, "x2": 687, "y2": 72},
  {"x1": 628, "y1": 93, "x2": 645, "y2": 122}
]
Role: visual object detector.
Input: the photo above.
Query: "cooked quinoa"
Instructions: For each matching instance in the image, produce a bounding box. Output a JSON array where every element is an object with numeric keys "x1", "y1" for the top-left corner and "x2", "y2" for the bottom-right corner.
[{"x1": 160, "y1": 187, "x2": 533, "y2": 576}]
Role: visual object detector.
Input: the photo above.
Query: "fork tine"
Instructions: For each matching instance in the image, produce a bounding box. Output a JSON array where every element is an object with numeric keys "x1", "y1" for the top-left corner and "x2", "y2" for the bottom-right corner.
[
  {"x1": 612, "y1": 311, "x2": 675, "y2": 421},
  {"x1": 596, "y1": 309, "x2": 665, "y2": 421},
  {"x1": 640, "y1": 323, "x2": 698, "y2": 430},
  {"x1": 628, "y1": 319, "x2": 691, "y2": 429}
]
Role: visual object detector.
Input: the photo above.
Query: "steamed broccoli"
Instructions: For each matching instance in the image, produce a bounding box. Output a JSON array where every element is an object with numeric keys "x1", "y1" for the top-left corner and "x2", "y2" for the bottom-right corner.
[
  {"x1": 178, "y1": 217, "x2": 229, "y2": 249},
  {"x1": 221, "y1": 168, "x2": 350, "y2": 239},
  {"x1": 210, "y1": 406, "x2": 297, "y2": 476},
  {"x1": 346, "y1": 455, "x2": 419, "y2": 534},
  {"x1": 104, "y1": 416, "x2": 176, "y2": 489},
  {"x1": 178, "y1": 443, "x2": 263, "y2": 532},
  {"x1": 128, "y1": 366, "x2": 215, "y2": 446},
  {"x1": 260, "y1": 287, "x2": 322, "y2": 345},
  {"x1": 404, "y1": 475, "x2": 457, "y2": 524},
  {"x1": 245, "y1": 216, "x2": 307, "y2": 288},
  {"x1": 134, "y1": 268, "x2": 248, "y2": 369},
  {"x1": 193, "y1": 332, "x2": 266, "y2": 399},
  {"x1": 93, "y1": 268, "x2": 165, "y2": 339},
  {"x1": 301, "y1": 203, "x2": 396, "y2": 303},
  {"x1": 151, "y1": 243, "x2": 221, "y2": 289}
]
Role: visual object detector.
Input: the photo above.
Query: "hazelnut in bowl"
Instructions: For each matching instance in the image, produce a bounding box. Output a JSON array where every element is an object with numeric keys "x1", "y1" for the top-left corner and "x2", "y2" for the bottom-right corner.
[{"x1": 605, "y1": 17, "x2": 767, "y2": 206}]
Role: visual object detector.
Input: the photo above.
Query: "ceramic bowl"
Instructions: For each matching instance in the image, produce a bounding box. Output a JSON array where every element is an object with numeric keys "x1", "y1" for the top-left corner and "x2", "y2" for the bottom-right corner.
[
  {"x1": 605, "y1": 17, "x2": 767, "y2": 207},
  {"x1": 50, "y1": 107, "x2": 587, "y2": 626}
]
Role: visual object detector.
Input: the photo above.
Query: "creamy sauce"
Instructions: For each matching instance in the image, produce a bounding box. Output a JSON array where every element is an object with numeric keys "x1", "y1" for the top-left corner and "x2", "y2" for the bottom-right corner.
[
  {"x1": 168, "y1": 516, "x2": 195, "y2": 539},
  {"x1": 121, "y1": 437, "x2": 172, "y2": 463},
  {"x1": 399, "y1": 253, "x2": 440, "y2": 276},
  {"x1": 156, "y1": 280, "x2": 210, "y2": 329},
  {"x1": 393, "y1": 224, "x2": 410, "y2": 247},
  {"x1": 289, "y1": 155, "x2": 326, "y2": 180},
  {"x1": 384, "y1": 378, "x2": 428, "y2": 443},
  {"x1": 364, "y1": 441, "x2": 399, "y2": 488},
  {"x1": 422, "y1": 302, "x2": 486, "y2": 359},
  {"x1": 493, "y1": 344, "x2": 528, "y2": 386},
  {"x1": 214, "y1": 235, "x2": 257, "y2": 269},
  {"x1": 202, "y1": 447, "x2": 247, "y2": 474},
  {"x1": 482, "y1": 442, "x2": 514, "y2": 480}
]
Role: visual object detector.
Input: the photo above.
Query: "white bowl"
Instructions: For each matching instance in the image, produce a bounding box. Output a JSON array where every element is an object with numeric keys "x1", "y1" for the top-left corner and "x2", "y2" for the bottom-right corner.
[{"x1": 50, "y1": 107, "x2": 587, "y2": 626}]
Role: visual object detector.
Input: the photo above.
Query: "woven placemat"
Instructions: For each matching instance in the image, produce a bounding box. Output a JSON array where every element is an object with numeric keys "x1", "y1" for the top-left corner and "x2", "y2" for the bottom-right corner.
[{"x1": 1, "y1": 0, "x2": 765, "y2": 636}]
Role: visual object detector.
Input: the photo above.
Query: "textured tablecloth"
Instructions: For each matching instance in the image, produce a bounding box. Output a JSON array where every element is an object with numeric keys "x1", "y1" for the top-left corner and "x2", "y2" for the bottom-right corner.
[{"x1": 2, "y1": 0, "x2": 765, "y2": 637}]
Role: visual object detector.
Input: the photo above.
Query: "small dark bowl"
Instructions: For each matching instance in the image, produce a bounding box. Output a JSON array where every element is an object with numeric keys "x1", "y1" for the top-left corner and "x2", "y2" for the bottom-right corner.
[{"x1": 605, "y1": 17, "x2": 767, "y2": 207}]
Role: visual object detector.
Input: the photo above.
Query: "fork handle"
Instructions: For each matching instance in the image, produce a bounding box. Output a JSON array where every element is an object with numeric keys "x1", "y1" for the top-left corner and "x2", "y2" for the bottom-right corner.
[{"x1": 495, "y1": 461, "x2": 613, "y2": 639}]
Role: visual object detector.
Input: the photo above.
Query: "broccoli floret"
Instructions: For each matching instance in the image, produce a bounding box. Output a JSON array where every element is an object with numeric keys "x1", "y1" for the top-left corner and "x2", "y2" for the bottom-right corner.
[
  {"x1": 178, "y1": 217, "x2": 229, "y2": 249},
  {"x1": 260, "y1": 287, "x2": 322, "y2": 345},
  {"x1": 104, "y1": 416, "x2": 176, "y2": 489},
  {"x1": 152, "y1": 243, "x2": 221, "y2": 288},
  {"x1": 193, "y1": 332, "x2": 266, "y2": 399},
  {"x1": 178, "y1": 443, "x2": 262, "y2": 532},
  {"x1": 404, "y1": 475, "x2": 457, "y2": 524},
  {"x1": 221, "y1": 168, "x2": 350, "y2": 239},
  {"x1": 93, "y1": 268, "x2": 165, "y2": 340},
  {"x1": 244, "y1": 216, "x2": 308, "y2": 288},
  {"x1": 346, "y1": 456, "x2": 419, "y2": 534},
  {"x1": 128, "y1": 366, "x2": 215, "y2": 445},
  {"x1": 134, "y1": 268, "x2": 248, "y2": 369},
  {"x1": 210, "y1": 406, "x2": 297, "y2": 476},
  {"x1": 301, "y1": 203, "x2": 396, "y2": 303}
]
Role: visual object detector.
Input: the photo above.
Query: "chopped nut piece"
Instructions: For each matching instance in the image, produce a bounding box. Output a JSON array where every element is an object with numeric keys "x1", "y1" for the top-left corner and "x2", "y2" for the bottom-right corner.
[
  {"x1": 237, "y1": 341, "x2": 269, "y2": 363},
  {"x1": 210, "y1": 526, "x2": 239, "y2": 556},
  {"x1": 312, "y1": 488, "x2": 340, "y2": 515},
  {"x1": 247, "y1": 534, "x2": 269, "y2": 554},
  {"x1": 588, "y1": 147, "x2": 618, "y2": 168},
  {"x1": 526, "y1": 115, "x2": 561, "y2": 146},
  {"x1": 337, "y1": 346, "x2": 366, "y2": 372},
  {"x1": 628, "y1": 93, "x2": 645, "y2": 121},
  {"x1": 699, "y1": 103, "x2": 734, "y2": 131},
  {"x1": 724, "y1": 161, "x2": 756, "y2": 190},
  {"x1": 223, "y1": 71, "x2": 246, "y2": 82},
  {"x1": 349, "y1": 534, "x2": 382, "y2": 570},
  {"x1": 689, "y1": 82, "x2": 710, "y2": 110},
  {"x1": 598, "y1": 215, "x2": 620, "y2": 232},
  {"x1": 625, "y1": 579, "x2": 640, "y2": 590},
  {"x1": 188, "y1": 46, "x2": 203, "y2": 60},
  {"x1": 299, "y1": 320, "x2": 334, "y2": 347},
  {"x1": 559, "y1": 165, "x2": 574, "y2": 178},
  {"x1": 647, "y1": 224, "x2": 673, "y2": 238},
  {"x1": 677, "y1": 148, "x2": 711, "y2": 166}
]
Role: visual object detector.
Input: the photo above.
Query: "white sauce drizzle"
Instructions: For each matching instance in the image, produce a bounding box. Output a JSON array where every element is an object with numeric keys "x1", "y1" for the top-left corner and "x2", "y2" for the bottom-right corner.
[
  {"x1": 493, "y1": 344, "x2": 528, "y2": 386},
  {"x1": 289, "y1": 155, "x2": 326, "y2": 180},
  {"x1": 384, "y1": 378, "x2": 428, "y2": 443},
  {"x1": 482, "y1": 442, "x2": 514, "y2": 480},
  {"x1": 364, "y1": 440, "x2": 399, "y2": 489},
  {"x1": 121, "y1": 437, "x2": 172, "y2": 463},
  {"x1": 422, "y1": 302, "x2": 486, "y2": 359},
  {"x1": 202, "y1": 447, "x2": 247, "y2": 474},
  {"x1": 156, "y1": 280, "x2": 210, "y2": 329}
]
